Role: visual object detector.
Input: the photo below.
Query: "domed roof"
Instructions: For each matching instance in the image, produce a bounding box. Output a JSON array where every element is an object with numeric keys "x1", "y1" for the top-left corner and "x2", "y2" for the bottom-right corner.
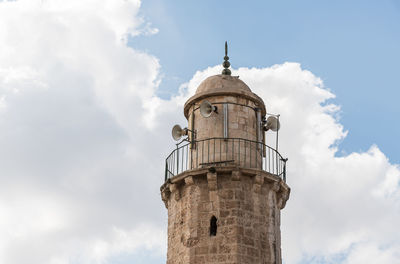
[
  {"x1": 196, "y1": 74, "x2": 252, "y2": 94},
  {"x1": 184, "y1": 73, "x2": 265, "y2": 118}
]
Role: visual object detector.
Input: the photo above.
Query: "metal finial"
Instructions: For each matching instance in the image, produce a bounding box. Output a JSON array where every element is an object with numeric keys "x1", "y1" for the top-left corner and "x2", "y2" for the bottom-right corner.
[{"x1": 222, "y1": 41, "x2": 231, "y2": 75}]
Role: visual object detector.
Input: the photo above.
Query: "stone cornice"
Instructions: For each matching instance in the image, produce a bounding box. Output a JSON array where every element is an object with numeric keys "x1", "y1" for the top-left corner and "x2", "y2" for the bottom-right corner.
[{"x1": 160, "y1": 166, "x2": 290, "y2": 210}]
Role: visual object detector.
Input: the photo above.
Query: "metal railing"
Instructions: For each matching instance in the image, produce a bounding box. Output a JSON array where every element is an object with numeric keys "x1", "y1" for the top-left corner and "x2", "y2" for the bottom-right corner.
[{"x1": 165, "y1": 137, "x2": 287, "y2": 182}]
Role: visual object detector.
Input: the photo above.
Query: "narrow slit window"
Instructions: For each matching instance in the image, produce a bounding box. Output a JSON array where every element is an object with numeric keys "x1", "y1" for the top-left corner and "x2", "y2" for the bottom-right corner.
[{"x1": 210, "y1": 216, "x2": 217, "y2": 236}]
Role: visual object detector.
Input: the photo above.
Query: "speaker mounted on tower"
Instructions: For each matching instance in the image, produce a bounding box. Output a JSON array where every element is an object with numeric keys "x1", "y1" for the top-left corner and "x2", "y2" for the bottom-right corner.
[
  {"x1": 171, "y1": 125, "x2": 188, "y2": 141},
  {"x1": 263, "y1": 116, "x2": 280, "y2": 132},
  {"x1": 200, "y1": 100, "x2": 218, "y2": 118}
]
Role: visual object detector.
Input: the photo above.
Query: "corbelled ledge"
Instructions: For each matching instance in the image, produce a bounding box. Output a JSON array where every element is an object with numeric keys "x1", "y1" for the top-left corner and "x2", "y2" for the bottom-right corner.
[{"x1": 160, "y1": 166, "x2": 290, "y2": 210}]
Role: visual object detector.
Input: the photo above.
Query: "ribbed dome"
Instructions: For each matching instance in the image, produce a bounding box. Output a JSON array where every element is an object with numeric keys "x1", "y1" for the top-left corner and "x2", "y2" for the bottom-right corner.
[{"x1": 196, "y1": 74, "x2": 251, "y2": 94}]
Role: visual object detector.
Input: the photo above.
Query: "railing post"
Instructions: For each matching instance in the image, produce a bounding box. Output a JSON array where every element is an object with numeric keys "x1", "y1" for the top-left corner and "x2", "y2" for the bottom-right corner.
[
  {"x1": 283, "y1": 160, "x2": 286, "y2": 182},
  {"x1": 282, "y1": 158, "x2": 288, "y2": 183},
  {"x1": 165, "y1": 160, "x2": 168, "y2": 181},
  {"x1": 176, "y1": 144, "x2": 179, "y2": 175}
]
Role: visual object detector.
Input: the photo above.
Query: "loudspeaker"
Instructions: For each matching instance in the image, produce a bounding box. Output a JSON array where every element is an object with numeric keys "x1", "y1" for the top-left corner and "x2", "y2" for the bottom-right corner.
[
  {"x1": 264, "y1": 116, "x2": 280, "y2": 132},
  {"x1": 171, "y1": 124, "x2": 188, "y2": 141},
  {"x1": 200, "y1": 100, "x2": 217, "y2": 118}
]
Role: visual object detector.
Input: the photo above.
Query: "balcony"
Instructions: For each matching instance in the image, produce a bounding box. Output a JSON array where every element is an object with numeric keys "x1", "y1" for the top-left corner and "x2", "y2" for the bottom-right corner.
[{"x1": 165, "y1": 137, "x2": 287, "y2": 182}]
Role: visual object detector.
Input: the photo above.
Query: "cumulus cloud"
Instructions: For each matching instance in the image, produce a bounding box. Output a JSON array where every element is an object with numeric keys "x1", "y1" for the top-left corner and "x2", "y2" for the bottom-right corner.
[
  {"x1": 0, "y1": 0, "x2": 168, "y2": 263},
  {"x1": 0, "y1": 1, "x2": 399, "y2": 264},
  {"x1": 176, "y1": 64, "x2": 400, "y2": 263}
]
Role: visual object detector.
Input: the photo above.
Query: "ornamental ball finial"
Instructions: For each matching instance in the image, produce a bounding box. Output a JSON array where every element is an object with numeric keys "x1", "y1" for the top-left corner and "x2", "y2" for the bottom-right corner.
[{"x1": 222, "y1": 41, "x2": 231, "y2": 75}]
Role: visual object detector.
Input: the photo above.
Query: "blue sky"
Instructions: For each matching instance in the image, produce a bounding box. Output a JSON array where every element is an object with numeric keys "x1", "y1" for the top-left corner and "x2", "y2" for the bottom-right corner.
[
  {"x1": 0, "y1": 1, "x2": 399, "y2": 263},
  {"x1": 133, "y1": 0, "x2": 400, "y2": 163}
]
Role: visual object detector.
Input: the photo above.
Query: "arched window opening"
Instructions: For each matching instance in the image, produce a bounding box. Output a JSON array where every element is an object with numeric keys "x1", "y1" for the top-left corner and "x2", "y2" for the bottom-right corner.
[{"x1": 210, "y1": 216, "x2": 217, "y2": 236}]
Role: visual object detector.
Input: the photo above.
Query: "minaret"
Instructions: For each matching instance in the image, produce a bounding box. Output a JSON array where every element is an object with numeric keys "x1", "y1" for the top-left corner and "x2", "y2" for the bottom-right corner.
[{"x1": 161, "y1": 43, "x2": 290, "y2": 264}]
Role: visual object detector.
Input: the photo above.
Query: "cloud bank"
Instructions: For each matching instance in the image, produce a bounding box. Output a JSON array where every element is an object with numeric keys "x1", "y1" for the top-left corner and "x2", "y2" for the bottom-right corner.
[
  {"x1": 0, "y1": 0, "x2": 399, "y2": 263},
  {"x1": 179, "y1": 65, "x2": 400, "y2": 263},
  {"x1": 0, "y1": 0, "x2": 167, "y2": 263}
]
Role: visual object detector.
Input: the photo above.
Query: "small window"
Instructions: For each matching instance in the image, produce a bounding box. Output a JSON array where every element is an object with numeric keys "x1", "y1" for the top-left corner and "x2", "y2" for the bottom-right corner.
[{"x1": 210, "y1": 216, "x2": 217, "y2": 236}]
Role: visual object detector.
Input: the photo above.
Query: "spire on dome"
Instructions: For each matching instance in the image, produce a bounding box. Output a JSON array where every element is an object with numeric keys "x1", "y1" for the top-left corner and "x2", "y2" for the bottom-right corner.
[{"x1": 222, "y1": 41, "x2": 231, "y2": 75}]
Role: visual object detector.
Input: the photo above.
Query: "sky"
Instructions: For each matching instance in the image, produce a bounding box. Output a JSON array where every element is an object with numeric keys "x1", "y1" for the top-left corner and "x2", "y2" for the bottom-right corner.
[
  {"x1": 134, "y1": 0, "x2": 400, "y2": 164},
  {"x1": 0, "y1": 0, "x2": 399, "y2": 264}
]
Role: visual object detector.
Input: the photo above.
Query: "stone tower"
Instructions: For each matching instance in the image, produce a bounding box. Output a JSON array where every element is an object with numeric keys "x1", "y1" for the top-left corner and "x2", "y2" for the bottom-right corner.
[{"x1": 161, "y1": 43, "x2": 290, "y2": 264}]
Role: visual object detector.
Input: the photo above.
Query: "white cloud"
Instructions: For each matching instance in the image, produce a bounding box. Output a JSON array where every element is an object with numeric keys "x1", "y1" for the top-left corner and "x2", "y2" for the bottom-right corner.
[
  {"x1": 0, "y1": 0, "x2": 399, "y2": 264},
  {"x1": 343, "y1": 242, "x2": 400, "y2": 264},
  {"x1": 171, "y1": 64, "x2": 400, "y2": 263},
  {"x1": 0, "y1": 0, "x2": 167, "y2": 263},
  {"x1": 240, "y1": 64, "x2": 400, "y2": 263}
]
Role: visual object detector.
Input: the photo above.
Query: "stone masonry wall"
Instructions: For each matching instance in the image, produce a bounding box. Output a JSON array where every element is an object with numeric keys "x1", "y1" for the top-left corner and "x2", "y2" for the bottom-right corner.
[
  {"x1": 188, "y1": 95, "x2": 262, "y2": 170},
  {"x1": 162, "y1": 168, "x2": 290, "y2": 264},
  {"x1": 189, "y1": 95, "x2": 258, "y2": 142}
]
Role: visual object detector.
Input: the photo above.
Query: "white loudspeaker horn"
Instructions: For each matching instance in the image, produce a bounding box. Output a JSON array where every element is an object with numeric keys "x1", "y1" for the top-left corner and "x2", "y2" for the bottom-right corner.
[
  {"x1": 264, "y1": 116, "x2": 280, "y2": 132},
  {"x1": 200, "y1": 100, "x2": 218, "y2": 118},
  {"x1": 171, "y1": 125, "x2": 188, "y2": 141}
]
